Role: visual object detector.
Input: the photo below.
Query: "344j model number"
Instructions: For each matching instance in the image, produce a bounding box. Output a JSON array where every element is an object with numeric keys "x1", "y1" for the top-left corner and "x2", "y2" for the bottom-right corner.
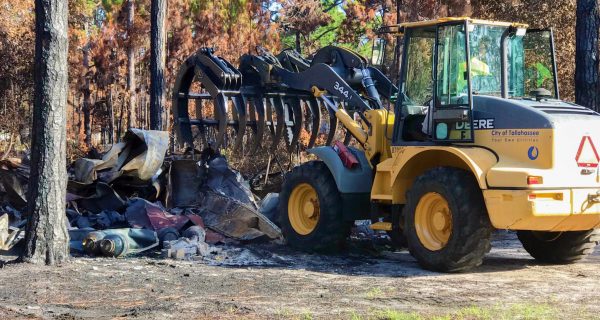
[{"x1": 334, "y1": 82, "x2": 351, "y2": 100}]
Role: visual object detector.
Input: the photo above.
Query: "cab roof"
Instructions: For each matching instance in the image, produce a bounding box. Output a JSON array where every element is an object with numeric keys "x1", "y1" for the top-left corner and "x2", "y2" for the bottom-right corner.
[
  {"x1": 382, "y1": 17, "x2": 528, "y2": 33},
  {"x1": 401, "y1": 17, "x2": 528, "y2": 28}
]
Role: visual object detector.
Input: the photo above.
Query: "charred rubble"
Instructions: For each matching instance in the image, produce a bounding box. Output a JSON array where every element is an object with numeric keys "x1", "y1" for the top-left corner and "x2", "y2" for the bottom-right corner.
[{"x1": 0, "y1": 129, "x2": 283, "y2": 262}]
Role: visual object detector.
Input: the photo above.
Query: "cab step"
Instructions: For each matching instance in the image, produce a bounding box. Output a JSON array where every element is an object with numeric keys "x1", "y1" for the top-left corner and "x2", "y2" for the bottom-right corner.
[{"x1": 369, "y1": 221, "x2": 392, "y2": 231}]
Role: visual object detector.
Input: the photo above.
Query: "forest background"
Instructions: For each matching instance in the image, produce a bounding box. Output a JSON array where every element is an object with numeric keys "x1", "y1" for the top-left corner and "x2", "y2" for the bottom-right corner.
[{"x1": 0, "y1": 0, "x2": 589, "y2": 161}]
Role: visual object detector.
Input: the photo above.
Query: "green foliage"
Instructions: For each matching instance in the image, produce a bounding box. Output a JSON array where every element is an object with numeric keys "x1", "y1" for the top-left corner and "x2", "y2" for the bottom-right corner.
[
  {"x1": 280, "y1": 0, "x2": 387, "y2": 60},
  {"x1": 281, "y1": 4, "x2": 345, "y2": 52},
  {"x1": 101, "y1": 0, "x2": 123, "y2": 12}
]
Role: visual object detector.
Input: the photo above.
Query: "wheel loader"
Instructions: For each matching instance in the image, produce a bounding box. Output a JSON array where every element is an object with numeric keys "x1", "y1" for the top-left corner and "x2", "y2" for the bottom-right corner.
[{"x1": 172, "y1": 17, "x2": 600, "y2": 272}]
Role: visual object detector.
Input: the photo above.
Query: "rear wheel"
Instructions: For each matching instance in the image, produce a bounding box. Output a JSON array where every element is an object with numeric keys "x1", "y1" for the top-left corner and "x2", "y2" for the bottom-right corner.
[
  {"x1": 517, "y1": 230, "x2": 600, "y2": 263},
  {"x1": 404, "y1": 167, "x2": 492, "y2": 272},
  {"x1": 278, "y1": 161, "x2": 351, "y2": 252}
]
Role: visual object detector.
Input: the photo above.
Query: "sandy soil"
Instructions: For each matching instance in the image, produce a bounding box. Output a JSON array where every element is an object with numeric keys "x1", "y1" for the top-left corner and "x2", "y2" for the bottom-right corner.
[{"x1": 0, "y1": 232, "x2": 599, "y2": 319}]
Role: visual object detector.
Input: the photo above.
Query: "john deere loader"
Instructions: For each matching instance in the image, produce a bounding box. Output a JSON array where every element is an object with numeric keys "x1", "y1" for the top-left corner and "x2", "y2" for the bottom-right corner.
[{"x1": 173, "y1": 17, "x2": 600, "y2": 272}]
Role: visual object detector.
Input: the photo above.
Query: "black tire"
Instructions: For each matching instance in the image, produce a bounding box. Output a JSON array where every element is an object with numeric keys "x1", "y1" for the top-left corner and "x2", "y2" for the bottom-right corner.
[
  {"x1": 517, "y1": 230, "x2": 600, "y2": 263},
  {"x1": 386, "y1": 206, "x2": 407, "y2": 249},
  {"x1": 404, "y1": 167, "x2": 492, "y2": 272},
  {"x1": 278, "y1": 161, "x2": 351, "y2": 252}
]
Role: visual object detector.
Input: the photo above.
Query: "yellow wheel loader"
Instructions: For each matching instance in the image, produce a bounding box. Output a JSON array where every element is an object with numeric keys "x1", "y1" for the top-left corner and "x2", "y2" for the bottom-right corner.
[{"x1": 173, "y1": 18, "x2": 600, "y2": 272}]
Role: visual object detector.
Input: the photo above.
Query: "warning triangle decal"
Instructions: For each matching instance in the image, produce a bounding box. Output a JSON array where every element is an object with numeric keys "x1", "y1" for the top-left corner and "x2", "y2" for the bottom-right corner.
[{"x1": 575, "y1": 136, "x2": 600, "y2": 168}]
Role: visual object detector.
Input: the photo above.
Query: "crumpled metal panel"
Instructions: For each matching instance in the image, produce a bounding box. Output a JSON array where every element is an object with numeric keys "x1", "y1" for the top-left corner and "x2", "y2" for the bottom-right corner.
[
  {"x1": 166, "y1": 159, "x2": 205, "y2": 208},
  {"x1": 119, "y1": 129, "x2": 169, "y2": 181},
  {"x1": 198, "y1": 191, "x2": 282, "y2": 241},
  {"x1": 72, "y1": 129, "x2": 168, "y2": 185},
  {"x1": 125, "y1": 198, "x2": 189, "y2": 231},
  {"x1": 0, "y1": 214, "x2": 23, "y2": 251},
  {"x1": 76, "y1": 182, "x2": 127, "y2": 214},
  {"x1": 0, "y1": 159, "x2": 29, "y2": 209}
]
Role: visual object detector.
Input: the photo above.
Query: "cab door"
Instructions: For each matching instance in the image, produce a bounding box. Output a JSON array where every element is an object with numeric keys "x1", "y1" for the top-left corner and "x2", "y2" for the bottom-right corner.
[{"x1": 430, "y1": 22, "x2": 474, "y2": 142}]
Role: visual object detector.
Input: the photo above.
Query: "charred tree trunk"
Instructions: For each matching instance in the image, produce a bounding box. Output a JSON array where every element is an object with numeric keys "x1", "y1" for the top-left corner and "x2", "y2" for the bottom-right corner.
[
  {"x1": 150, "y1": 0, "x2": 167, "y2": 131},
  {"x1": 127, "y1": 0, "x2": 137, "y2": 128},
  {"x1": 82, "y1": 38, "x2": 92, "y2": 146},
  {"x1": 295, "y1": 30, "x2": 301, "y2": 54},
  {"x1": 21, "y1": 0, "x2": 69, "y2": 265},
  {"x1": 118, "y1": 95, "x2": 125, "y2": 141},
  {"x1": 108, "y1": 87, "x2": 115, "y2": 144},
  {"x1": 575, "y1": 0, "x2": 600, "y2": 111}
]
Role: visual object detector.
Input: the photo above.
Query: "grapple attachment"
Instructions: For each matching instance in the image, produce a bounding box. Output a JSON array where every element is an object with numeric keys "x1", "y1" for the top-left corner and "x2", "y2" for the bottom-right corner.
[{"x1": 172, "y1": 45, "x2": 398, "y2": 155}]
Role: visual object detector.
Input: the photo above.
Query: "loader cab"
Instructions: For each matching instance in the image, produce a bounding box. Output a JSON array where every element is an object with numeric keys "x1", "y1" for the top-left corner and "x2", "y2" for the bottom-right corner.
[{"x1": 386, "y1": 18, "x2": 559, "y2": 145}]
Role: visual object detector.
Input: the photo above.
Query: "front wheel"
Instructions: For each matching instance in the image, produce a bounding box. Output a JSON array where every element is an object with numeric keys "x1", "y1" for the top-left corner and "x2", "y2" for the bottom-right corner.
[
  {"x1": 404, "y1": 167, "x2": 492, "y2": 272},
  {"x1": 278, "y1": 161, "x2": 351, "y2": 252},
  {"x1": 517, "y1": 230, "x2": 600, "y2": 263}
]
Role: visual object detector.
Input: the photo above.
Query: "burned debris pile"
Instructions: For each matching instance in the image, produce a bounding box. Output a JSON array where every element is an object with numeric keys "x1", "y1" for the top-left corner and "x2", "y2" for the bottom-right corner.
[{"x1": 0, "y1": 129, "x2": 283, "y2": 262}]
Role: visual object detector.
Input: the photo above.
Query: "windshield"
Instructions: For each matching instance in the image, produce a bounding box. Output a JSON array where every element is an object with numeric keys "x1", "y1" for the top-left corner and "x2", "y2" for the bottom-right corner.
[{"x1": 468, "y1": 24, "x2": 557, "y2": 98}]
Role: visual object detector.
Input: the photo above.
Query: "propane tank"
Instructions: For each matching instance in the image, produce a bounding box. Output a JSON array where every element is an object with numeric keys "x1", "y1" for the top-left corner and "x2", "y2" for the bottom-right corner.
[
  {"x1": 79, "y1": 228, "x2": 158, "y2": 257},
  {"x1": 99, "y1": 234, "x2": 127, "y2": 257},
  {"x1": 82, "y1": 231, "x2": 107, "y2": 255}
]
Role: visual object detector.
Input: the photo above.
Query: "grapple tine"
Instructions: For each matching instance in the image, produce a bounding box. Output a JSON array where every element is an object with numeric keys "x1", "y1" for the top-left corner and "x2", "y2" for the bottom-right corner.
[
  {"x1": 231, "y1": 94, "x2": 247, "y2": 151},
  {"x1": 284, "y1": 97, "x2": 303, "y2": 152},
  {"x1": 214, "y1": 93, "x2": 228, "y2": 149},
  {"x1": 270, "y1": 96, "x2": 285, "y2": 151},
  {"x1": 305, "y1": 97, "x2": 321, "y2": 149},
  {"x1": 194, "y1": 98, "x2": 208, "y2": 148},
  {"x1": 251, "y1": 96, "x2": 266, "y2": 153},
  {"x1": 266, "y1": 97, "x2": 275, "y2": 136}
]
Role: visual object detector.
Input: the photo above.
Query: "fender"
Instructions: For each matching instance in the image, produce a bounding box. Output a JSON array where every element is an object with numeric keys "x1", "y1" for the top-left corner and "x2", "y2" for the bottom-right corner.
[
  {"x1": 387, "y1": 146, "x2": 498, "y2": 204},
  {"x1": 308, "y1": 146, "x2": 372, "y2": 221},
  {"x1": 308, "y1": 146, "x2": 373, "y2": 193}
]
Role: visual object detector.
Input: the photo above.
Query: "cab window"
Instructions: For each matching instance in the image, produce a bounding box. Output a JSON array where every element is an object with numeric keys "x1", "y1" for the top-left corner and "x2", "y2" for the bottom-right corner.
[
  {"x1": 400, "y1": 27, "x2": 435, "y2": 107},
  {"x1": 435, "y1": 24, "x2": 469, "y2": 106}
]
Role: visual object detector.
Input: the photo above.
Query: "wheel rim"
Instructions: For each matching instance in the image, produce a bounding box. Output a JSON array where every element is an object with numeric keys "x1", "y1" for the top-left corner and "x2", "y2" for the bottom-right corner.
[
  {"x1": 415, "y1": 192, "x2": 453, "y2": 251},
  {"x1": 288, "y1": 183, "x2": 320, "y2": 235}
]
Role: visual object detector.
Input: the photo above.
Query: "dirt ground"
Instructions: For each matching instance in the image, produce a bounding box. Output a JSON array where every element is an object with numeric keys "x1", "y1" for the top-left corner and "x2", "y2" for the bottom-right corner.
[{"x1": 0, "y1": 231, "x2": 599, "y2": 320}]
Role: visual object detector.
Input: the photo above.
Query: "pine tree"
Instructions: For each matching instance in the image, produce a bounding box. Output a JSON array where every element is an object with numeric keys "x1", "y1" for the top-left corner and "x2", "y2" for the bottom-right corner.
[{"x1": 21, "y1": 0, "x2": 70, "y2": 265}]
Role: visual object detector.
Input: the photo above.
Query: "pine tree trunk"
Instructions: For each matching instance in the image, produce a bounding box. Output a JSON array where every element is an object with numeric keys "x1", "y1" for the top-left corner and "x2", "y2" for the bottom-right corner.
[
  {"x1": 118, "y1": 95, "x2": 125, "y2": 141},
  {"x1": 21, "y1": 0, "x2": 69, "y2": 265},
  {"x1": 150, "y1": 0, "x2": 167, "y2": 131},
  {"x1": 575, "y1": 0, "x2": 600, "y2": 111},
  {"x1": 127, "y1": 0, "x2": 137, "y2": 128},
  {"x1": 295, "y1": 30, "x2": 301, "y2": 54},
  {"x1": 108, "y1": 87, "x2": 115, "y2": 143},
  {"x1": 82, "y1": 36, "x2": 92, "y2": 146}
]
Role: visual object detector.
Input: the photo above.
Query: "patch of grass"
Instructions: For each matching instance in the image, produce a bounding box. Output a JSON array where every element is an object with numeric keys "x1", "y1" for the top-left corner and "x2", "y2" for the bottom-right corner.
[
  {"x1": 349, "y1": 309, "x2": 425, "y2": 320},
  {"x1": 275, "y1": 308, "x2": 293, "y2": 318},
  {"x1": 454, "y1": 305, "x2": 493, "y2": 319},
  {"x1": 365, "y1": 287, "x2": 385, "y2": 299},
  {"x1": 373, "y1": 309, "x2": 423, "y2": 320},
  {"x1": 353, "y1": 303, "x2": 564, "y2": 320},
  {"x1": 453, "y1": 303, "x2": 558, "y2": 320},
  {"x1": 502, "y1": 303, "x2": 557, "y2": 320},
  {"x1": 350, "y1": 311, "x2": 363, "y2": 320},
  {"x1": 299, "y1": 310, "x2": 314, "y2": 320}
]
